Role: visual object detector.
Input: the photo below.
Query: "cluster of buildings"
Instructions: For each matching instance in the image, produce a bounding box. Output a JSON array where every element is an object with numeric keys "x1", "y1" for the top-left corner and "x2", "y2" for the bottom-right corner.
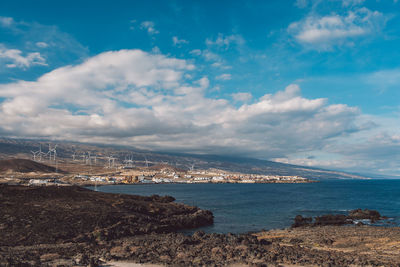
[
  {"x1": 72, "y1": 167, "x2": 310, "y2": 185},
  {"x1": 182, "y1": 171, "x2": 309, "y2": 184},
  {"x1": 28, "y1": 178, "x2": 68, "y2": 186},
  {"x1": 74, "y1": 175, "x2": 118, "y2": 184}
]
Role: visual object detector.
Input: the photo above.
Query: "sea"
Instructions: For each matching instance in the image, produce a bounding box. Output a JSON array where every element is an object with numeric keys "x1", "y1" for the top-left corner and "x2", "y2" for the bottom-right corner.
[{"x1": 88, "y1": 179, "x2": 400, "y2": 234}]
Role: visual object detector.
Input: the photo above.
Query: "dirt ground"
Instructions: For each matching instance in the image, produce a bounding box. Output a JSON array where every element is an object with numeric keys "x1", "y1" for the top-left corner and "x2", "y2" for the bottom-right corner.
[{"x1": 256, "y1": 225, "x2": 400, "y2": 265}]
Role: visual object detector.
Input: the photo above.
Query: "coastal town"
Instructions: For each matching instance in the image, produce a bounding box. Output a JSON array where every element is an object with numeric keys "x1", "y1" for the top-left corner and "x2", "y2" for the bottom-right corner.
[
  {"x1": 0, "y1": 158, "x2": 313, "y2": 186},
  {"x1": 72, "y1": 166, "x2": 312, "y2": 185},
  {"x1": 0, "y1": 142, "x2": 315, "y2": 186}
]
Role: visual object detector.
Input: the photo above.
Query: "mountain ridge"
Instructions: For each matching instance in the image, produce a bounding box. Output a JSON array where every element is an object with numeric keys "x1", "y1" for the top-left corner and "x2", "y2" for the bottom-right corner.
[{"x1": 0, "y1": 137, "x2": 375, "y2": 180}]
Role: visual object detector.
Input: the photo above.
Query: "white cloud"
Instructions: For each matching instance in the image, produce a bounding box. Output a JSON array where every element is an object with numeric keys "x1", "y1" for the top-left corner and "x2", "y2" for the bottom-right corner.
[
  {"x1": 288, "y1": 7, "x2": 386, "y2": 50},
  {"x1": 0, "y1": 17, "x2": 87, "y2": 73},
  {"x1": 197, "y1": 77, "x2": 209, "y2": 89},
  {"x1": 140, "y1": 21, "x2": 159, "y2": 35},
  {"x1": 232, "y1": 92, "x2": 252, "y2": 103},
  {"x1": 342, "y1": 0, "x2": 365, "y2": 7},
  {"x1": 129, "y1": 20, "x2": 136, "y2": 30},
  {"x1": 189, "y1": 49, "x2": 202, "y2": 56},
  {"x1": 295, "y1": 0, "x2": 365, "y2": 10},
  {"x1": 275, "y1": 112, "x2": 400, "y2": 176},
  {"x1": 206, "y1": 34, "x2": 245, "y2": 49},
  {"x1": 0, "y1": 49, "x2": 360, "y2": 155},
  {"x1": 151, "y1": 46, "x2": 161, "y2": 54},
  {"x1": 202, "y1": 50, "x2": 220, "y2": 61},
  {"x1": 0, "y1": 45, "x2": 47, "y2": 69},
  {"x1": 0, "y1": 16, "x2": 14, "y2": 27},
  {"x1": 188, "y1": 49, "x2": 230, "y2": 69},
  {"x1": 295, "y1": 0, "x2": 308, "y2": 8},
  {"x1": 36, "y1": 42, "x2": 49, "y2": 48},
  {"x1": 211, "y1": 62, "x2": 231, "y2": 69},
  {"x1": 216, "y1": 73, "x2": 232, "y2": 80},
  {"x1": 365, "y1": 68, "x2": 400, "y2": 92},
  {"x1": 0, "y1": 49, "x2": 398, "y2": 174},
  {"x1": 172, "y1": 36, "x2": 188, "y2": 46}
]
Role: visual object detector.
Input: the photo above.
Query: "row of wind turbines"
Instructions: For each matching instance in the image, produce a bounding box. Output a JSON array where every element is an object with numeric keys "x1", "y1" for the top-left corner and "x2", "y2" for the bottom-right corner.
[
  {"x1": 31, "y1": 145, "x2": 194, "y2": 170},
  {"x1": 31, "y1": 144, "x2": 57, "y2": 162},
  {"x1": 32, "y1": 146, "x2": 119, "y2": 170}
]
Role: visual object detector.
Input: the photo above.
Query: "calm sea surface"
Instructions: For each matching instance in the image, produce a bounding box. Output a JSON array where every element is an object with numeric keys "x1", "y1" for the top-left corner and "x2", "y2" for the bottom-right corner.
[{"x1": 88, "y1": 179, "x2": 400, "y2": 233}]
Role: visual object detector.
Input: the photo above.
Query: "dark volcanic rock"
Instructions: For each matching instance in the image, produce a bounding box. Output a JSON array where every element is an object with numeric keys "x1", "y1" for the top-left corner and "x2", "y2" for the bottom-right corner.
[
  {"x1": 0, "y1": 185, "x2": 213, "y2": 246},
  {"x1": 292, "y1": 215, "x2": 312, "y2": 228},
  {"x1": 148, "y1": 194, "x2": 175, "y2": 203},
  {"x1": 314, "y1": 214, "x2": 351, "y2": 226},
  {"x1": 349, "y1": 209, "x2": 381, "y2": 222},
  {"x1": 292, "y1": 209, "x2": 384, "y2": 227}
]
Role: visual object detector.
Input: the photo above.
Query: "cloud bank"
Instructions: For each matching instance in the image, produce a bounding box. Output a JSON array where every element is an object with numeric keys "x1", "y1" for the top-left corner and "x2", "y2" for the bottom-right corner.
[{"x1": 0, "y1": 49, "x2": 366, "y2": 159}]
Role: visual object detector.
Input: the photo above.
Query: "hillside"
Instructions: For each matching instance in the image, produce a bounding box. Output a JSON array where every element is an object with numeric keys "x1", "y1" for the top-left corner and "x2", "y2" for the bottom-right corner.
[
  {"x1": 0, "y1": 138, "x2": 369, "y2": 179},
  {"x1": 0, "y1": 159, "x2": 58, "y2": 173},
  {"x1": 149, "y1": 163, "x2": 185, "y2": 173}
]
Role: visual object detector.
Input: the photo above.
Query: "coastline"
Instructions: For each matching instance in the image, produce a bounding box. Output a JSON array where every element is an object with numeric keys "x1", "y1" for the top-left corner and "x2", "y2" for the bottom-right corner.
[
  {"x1": 1, "y1": 184, "x2": 400, "y2": 266},
  {"x1": 79, "y1": 178, "x2": 318, "y2": 187}
]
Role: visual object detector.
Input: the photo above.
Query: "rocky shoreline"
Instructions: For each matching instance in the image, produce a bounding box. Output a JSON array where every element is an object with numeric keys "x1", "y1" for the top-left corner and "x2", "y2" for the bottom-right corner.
[
  {"x1": 1, "y1": 185, "x2": 400, "y2": 266},
  {"x1": 292, "y1": 208, "x2": 386, "y2": 228}
]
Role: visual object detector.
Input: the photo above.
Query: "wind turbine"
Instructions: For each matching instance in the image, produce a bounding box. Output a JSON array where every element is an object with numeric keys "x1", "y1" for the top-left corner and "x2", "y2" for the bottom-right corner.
[
  {"x1": 106, "y1": 155, "x2": 116, "y2": 168},
  {"x1": 31, "y1": 150, "x2": 38, "y2": 161},
  {"x1": 38, "y1": 144, "x2": 43, "y2": 161},
  {"x1": 52, "y1": 145, "x2": 57, "y2": 161},
  {"x1": 31, "y1": 144, "x2": 44, "y2": 162},
  {"x1": 123, "y1": 154, "x2": 134, "y2": 168},
  {"x1": 86, "y1": 152, "x2": 91, "y2": 165},
  {"x1": 47, "y1": 144, "x2": 57, "y2": 162}
]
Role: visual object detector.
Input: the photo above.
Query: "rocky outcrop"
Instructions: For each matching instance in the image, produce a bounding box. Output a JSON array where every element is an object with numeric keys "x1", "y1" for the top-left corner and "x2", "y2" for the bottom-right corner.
[
  {"x1": 292, "y1": 215, "x2": 313, "y2": 227},
  {"x1": 0, "y1": 185, "x2": 213, "y2": 246},
  {"x1": 292, "y1": 209, "x2": 385, "y2": 228},
  {"x1": 349, "y1": 208, "x2": 382, "y2": 222}
]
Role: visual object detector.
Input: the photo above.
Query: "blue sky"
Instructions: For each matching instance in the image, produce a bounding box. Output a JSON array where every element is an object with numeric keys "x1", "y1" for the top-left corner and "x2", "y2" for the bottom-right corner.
[{"x1": 0, "y1": 0, "x2": 399, "y2": 176}]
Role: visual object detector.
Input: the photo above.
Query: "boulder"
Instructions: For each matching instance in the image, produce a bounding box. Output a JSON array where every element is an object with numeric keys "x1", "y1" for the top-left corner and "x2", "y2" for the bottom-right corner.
[
  {"x1": 349, "y1": 209, "x2": 381, "y2": 222},
  {"x1": 292, "y1": 215, "x2": 312, "y2": 228}
]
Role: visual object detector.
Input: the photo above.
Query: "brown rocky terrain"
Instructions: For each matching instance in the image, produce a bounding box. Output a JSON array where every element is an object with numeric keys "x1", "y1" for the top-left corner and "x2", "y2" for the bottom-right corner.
[
  {"x1": 0, "y1": 185, "x2": 213, "y2": 265},
  {"x1": 256, "y1": 225, "x2": 400, "y2": 266},
  {"x1": 3, "y1": 225, "x2": 400, "y2": 266},
  {"x1": 1, "y1": 185, "x2": 400, "y2": 266}
]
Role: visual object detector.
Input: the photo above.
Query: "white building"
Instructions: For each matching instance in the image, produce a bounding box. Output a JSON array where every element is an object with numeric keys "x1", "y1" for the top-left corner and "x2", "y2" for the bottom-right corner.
[
  {"x1": 29, "y1": 179, "x2": 49, "y2": 185},
  {"x1": 212, "y1": 176, "x2": 224, "y2": 182}
]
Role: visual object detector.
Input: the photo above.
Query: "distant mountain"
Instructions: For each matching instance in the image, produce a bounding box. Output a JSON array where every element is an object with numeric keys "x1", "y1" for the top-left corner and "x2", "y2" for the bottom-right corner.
[{"x1": 0, "y1": 137, "x2": 370, "y2": 180}]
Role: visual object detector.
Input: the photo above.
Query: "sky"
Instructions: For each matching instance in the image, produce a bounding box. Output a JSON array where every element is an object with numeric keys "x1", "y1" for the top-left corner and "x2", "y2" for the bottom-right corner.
[{"x1": 0, "y1": 0, "x2": 399, "y2": 176}]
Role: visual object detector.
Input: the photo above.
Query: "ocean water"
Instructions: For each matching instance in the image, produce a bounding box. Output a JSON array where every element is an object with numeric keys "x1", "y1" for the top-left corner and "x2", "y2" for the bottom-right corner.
[{"x1": 88, "y1": 179, "x2": 400, "y2": 233}]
